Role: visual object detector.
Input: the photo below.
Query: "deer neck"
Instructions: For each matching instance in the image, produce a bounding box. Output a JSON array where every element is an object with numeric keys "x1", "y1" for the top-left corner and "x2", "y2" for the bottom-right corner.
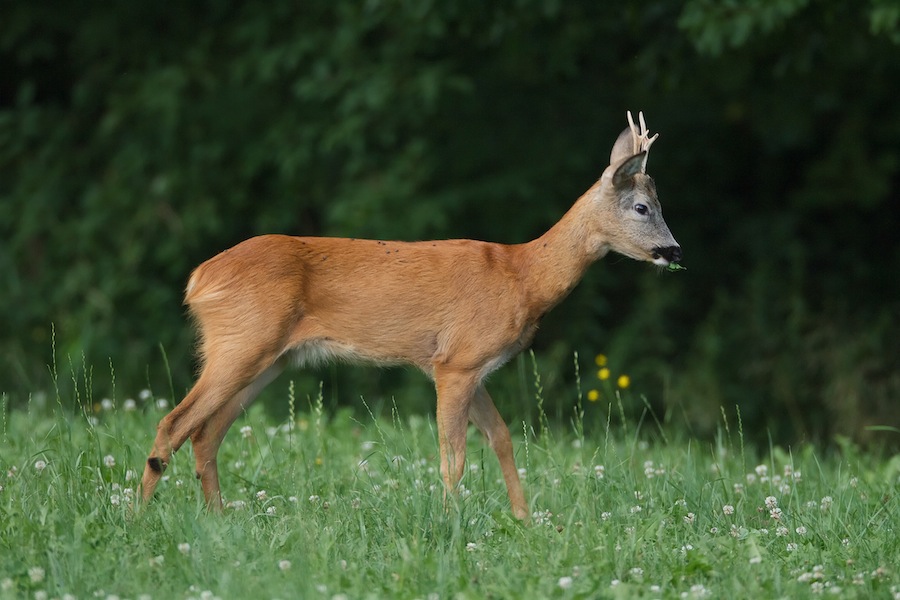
[{"x1": 517, "y1": 186, "x2": 610, "y2": 317}]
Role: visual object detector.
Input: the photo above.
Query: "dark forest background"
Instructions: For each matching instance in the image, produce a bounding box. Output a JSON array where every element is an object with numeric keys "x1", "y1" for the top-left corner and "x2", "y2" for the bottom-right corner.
[{"x1": 2, "y1": 1, "x2": 898, "y2": 446}]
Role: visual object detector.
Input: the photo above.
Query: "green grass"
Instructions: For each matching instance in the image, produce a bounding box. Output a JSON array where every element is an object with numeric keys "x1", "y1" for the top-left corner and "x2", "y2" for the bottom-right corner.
[{"x1": 1, "y1": 383, "x2": 898, "y2": 600}]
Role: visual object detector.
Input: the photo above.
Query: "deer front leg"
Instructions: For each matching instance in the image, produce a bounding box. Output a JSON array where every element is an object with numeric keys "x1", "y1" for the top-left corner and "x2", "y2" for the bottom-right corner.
[
  {"x1": 469, "y1": 385, "x2": 529, "y2": 520},
  {"x1": 434, "y1": 368, "x2": 478, "y2": 507}
]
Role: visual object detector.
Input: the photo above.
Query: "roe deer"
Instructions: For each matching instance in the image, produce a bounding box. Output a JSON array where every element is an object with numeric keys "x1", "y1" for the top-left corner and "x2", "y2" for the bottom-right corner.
[{"x1": 140, "y1": 111, "x2": 681, "y2": 520}]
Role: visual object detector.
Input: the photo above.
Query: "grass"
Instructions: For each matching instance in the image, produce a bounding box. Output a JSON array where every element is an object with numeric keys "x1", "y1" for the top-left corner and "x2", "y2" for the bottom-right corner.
[{"x1": 1, "y1": 378, "x2": 899, "y2": 600}]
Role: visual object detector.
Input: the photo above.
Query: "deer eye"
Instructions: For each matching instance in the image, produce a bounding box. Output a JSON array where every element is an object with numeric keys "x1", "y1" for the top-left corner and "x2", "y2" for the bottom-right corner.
[{"x1": 634, "y1": 203, "x2": 649, "y2": 216}]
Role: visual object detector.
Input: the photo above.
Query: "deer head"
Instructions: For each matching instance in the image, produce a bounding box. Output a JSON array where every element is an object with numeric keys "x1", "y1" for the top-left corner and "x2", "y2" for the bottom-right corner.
[{"x1": 598, "y1": 111, "x2": 682, "y2": 266}]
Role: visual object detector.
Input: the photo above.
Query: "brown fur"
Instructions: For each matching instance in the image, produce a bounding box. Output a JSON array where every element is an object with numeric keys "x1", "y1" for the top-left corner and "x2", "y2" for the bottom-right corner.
[{"x1": 140, "y1": 113, "x2": 680, "y2": 520}]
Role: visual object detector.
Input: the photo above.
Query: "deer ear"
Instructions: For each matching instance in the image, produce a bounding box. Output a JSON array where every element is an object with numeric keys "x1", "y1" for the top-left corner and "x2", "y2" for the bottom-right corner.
[
  {"x1": 609, "y1": 127, "x2": 634, "y2": 166},
  {"x1": 612, "y1": 153, "x2": 646, "y2": 189}
]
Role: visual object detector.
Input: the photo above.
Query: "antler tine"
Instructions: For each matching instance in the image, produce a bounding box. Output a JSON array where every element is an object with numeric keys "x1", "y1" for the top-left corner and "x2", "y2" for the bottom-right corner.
[
  {"x1": 627, "y1": 110, "x2": 641, "y2": 155},
  {"x1": 626, "y1": 110, "x2": 659, "y2": 171}
]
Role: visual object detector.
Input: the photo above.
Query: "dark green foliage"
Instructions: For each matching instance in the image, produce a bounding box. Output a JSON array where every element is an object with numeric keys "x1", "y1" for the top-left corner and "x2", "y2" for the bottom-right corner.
[{"x1": 2, "y1": 1, "x2": 898, "y2": 444}]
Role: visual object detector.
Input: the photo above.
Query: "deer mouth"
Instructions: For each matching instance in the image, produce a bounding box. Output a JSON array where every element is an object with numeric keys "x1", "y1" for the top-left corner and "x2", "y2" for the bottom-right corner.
[{"x1": 651, "y1": 246, "x2": 682, "y2": 266}]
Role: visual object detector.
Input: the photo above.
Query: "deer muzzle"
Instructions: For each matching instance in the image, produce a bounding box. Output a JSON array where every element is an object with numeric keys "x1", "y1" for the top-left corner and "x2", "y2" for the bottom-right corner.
[{"x1": 652, "y1": 246, "x2": 682, "y2": 264}]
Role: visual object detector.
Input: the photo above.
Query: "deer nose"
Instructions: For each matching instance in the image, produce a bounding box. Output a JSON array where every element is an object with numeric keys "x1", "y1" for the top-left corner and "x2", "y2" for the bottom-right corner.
[{"x1": 653, "y1": 246, "x2": 682, "y2": 263}]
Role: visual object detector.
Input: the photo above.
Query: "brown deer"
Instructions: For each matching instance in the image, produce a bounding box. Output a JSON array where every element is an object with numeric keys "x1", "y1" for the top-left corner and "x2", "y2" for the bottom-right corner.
[{"x1": 140, "y1": 111, "x2": 681, "y2": 520}]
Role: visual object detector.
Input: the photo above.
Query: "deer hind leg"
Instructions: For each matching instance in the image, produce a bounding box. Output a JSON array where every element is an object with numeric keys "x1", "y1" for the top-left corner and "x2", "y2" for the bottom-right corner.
[
  {"x1": 140, "y1": 348, "x2": 282, "y2": 505},
  {"x1": 434, "y1": 368, "x2": 478, "y2": 506},
  {"x1": 190, "y1": 359, "x2": 285, "y2": 511},
  {"x1": 469, "y1": 385, "x2": 529, "y2": 520}
]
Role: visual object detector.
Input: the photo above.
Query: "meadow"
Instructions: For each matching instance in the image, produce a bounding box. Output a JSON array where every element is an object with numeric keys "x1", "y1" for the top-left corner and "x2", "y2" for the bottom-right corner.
[{"x1": 1, "y1": 369, "x2": 898, "y2": 600}]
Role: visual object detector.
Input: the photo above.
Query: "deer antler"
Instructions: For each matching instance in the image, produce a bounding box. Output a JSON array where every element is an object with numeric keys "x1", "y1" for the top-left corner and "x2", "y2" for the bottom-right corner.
[{"x1": 627, "y1": 111, "x2": 659, "y2": 172}]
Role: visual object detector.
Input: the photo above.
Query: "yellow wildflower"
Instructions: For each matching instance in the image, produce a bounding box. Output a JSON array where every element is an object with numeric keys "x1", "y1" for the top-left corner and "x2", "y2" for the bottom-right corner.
[
  {"x1": 587, "y1": 389, "x2": 600, "y2": 402},
  {"x1": 617, "y1": 374, "x2": 631, "y2": 389},
  {"x1": 598, "y1": 367, "x2": 610, "y2": 380},
  {"x1": 594, "y1": 354, "x2": 608, "y2": 367}
]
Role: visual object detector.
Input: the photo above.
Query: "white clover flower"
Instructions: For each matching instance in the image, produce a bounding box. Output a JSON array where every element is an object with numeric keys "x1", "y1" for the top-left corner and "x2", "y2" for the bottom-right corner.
[
  {"x1": 178, "y1": 542, "x2": 191, "y2": 555},
  {"x1": 765, "y1": 496, "x2": 778, "y2": 510},
  {"x1": 101, "y1": 398, "x2": 114, "y2": 411},
  {"x1": 755, "y1": 464, "x2": 768, "y2": 477},
  {"x1": 796, "y1": 526, "x2": 807, "y2": 536},
  {"x1": 558, "y1": 576, "x2": 573, "y2": 590},
  {"x1": 733, "y1": 483, "x2": 745, "y2": 494},
  {"x1": 776, "y1": 526, "x2": 789, "y2": 537},
  {"x1": 610, "y1": 579, "x2": 621, "y2": 588},
  {"x1": 288, "y1": 496, "x2": 298, "y2": 503},
  {"x1": 28, "y1": 567, "x2": 45, "y2": 583},
  {"x1": 630, "y1": 567, "x2": 644, "y2": 578},
  {"x1": 256, "y1": 490, "x2": 268, "y2": 501},
  {"x1": 517, "y1": 467, "x2": 527, "y2": 478},
  {"x1": 226, "y1": 500, "x2": 246, "y2": 510},
  {"x1": 240, "y1": 425, "x2": 252, "y2": 439},
  {"x1": 104, "y1": 455, "x2": 116, "y2": 468},
  {"x1": 723, "y1": 504, "x2": 735, "y2": 515},
  {"x1": 125, "y1": 470, "x2": 136, "y2": 482},
  {"x1": 123, "y1": 399, "x2": 137, "y2": 411},
  {"x1": 308, "y1": 494, "x2": 320, "y2": 503},
  {"x1": 34, "y1": 460, "x2": 47, "y2": 472},
  {"x1": 149, "y1": 555, "x2": 164, "y2": 567},
  {"x1": 156, "y1": 398, "x2": 168, "y2": 410},
  {"x1": 820, "y1": 496, "x2": 833, "y2": 511},
  {"x1": 749, "y1": 555, "x2": 762, "y2": 564},
  {"x1": 594, "y1": 465, "x2": 605, "y2": 479},
  {"x1": 690, "y1": 583, "x2": 710, "y2": 597},
  {"x1": 601, "y1": 511, "x2": 612, "y2": 520},
  {"x1": 770, "y1": 507, "x2": 783, "y2": 520},
  {"x1": 630, "y1": 505, "x2": 642, "y2": 514},
  {"x1": 139, "y1": 389, "x2": 152, "y2": 400},
  {"x1": 110, "y1": 494, "x2": 121, "y2": 506},
  {"x1": 266, "y1": 506, "x2": 277, "y2": 516},
  {"x1": 683, "y1": 513, "x2": 696, "y2": 525},
  {"x1": 786, "y1": 542, "x2": 798, "y2": 552},
  {"x1": 709, "y1": 527, "x2": 719, "y2": 534},
  {"x1": 34, "y1": 591, "x2": 48, "y2": 600},
  {"x1": 849, "y1": 477, "x2": 859, "y2": 488},
  {"x1": 466, "y1": 543, "x2": 477, "y2": 552}
]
